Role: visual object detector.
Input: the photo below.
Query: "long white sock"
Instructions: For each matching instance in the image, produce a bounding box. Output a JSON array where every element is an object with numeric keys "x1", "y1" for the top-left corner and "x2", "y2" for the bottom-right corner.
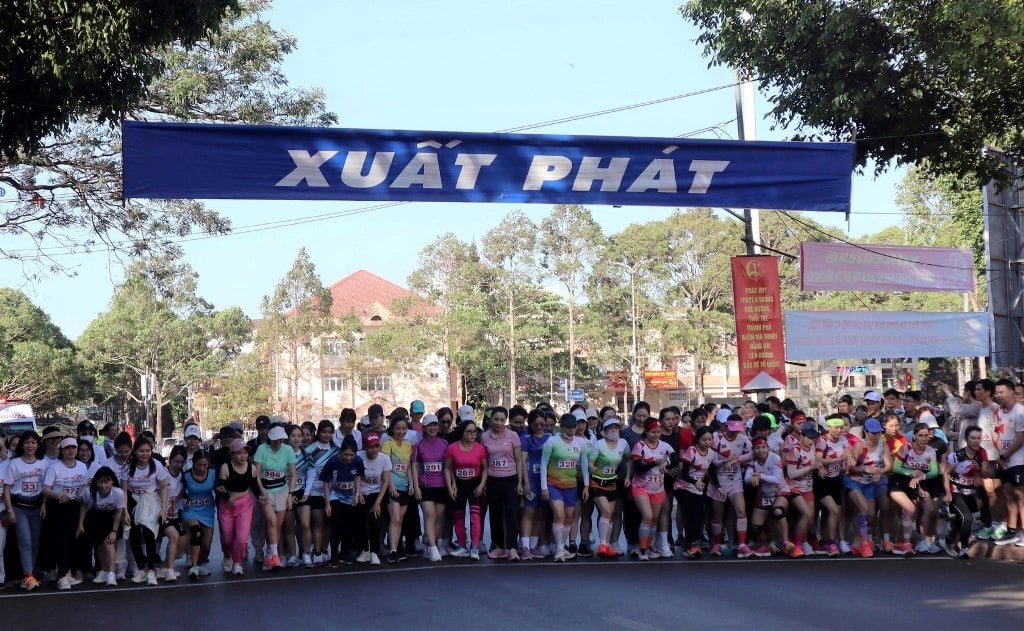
[
  {"x1": 657, "y1": 531, "x2": 669, "y2": 548},
  {"x1": 529, "y1": 536, "x2": 539, "y2": 549},
  {"x1": 553, "y1": 524, "x2": 566, "y2": 550},
  {"x1": 598, "y1": 518, "x2": 612, "y2": 544}
]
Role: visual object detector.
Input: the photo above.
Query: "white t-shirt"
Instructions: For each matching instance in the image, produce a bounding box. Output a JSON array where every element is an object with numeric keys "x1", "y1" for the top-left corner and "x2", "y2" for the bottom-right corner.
[
  {"x1": 84, "y1": 486, "x2": 127, "y2": 512},
  {"x1": 164, "y1": 468, "x2": 185, "y2": 514},
  {"x1": 43, "y1": 460, "x2": 90, "y2": 500},
  {"x1": 333, "y1": 429, "x2": 363, "y2": 450},
  {"x1": 1000, "y1": 403, "x2": 1024, "y2": 468},
  {"x1": 3, "y1": 457, "x2": 46, "y2": 498},
  {"x1": 356, "y1": 451, "x2": 391, "y2": 495},
  {"x1": 118, "y1": 460, "x2": 169, "y2": 497},
  {"x1": 976, "y1": 403, "x2": 1001, "y2": 455}
]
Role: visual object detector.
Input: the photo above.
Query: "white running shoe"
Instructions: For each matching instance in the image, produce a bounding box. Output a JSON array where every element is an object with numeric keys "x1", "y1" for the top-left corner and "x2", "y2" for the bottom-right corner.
[
  {"x1": 801, "y1": 542, "x2": 814, "y2": 557},
  {"x1": 196, "y1": 564, "x2": 211, "y2": 576},
  {"x1": 658, "y1": 543, "x2": 673, "y2": 558},
  {"x1": 449, "y1": 545, "x2": 469, "y2": 558},
  {"x1": 93, "y1": 571, "x2": 109, "y2": 584},
  {"x1": 58, "y1": 576, "x2": 71, "y2": 591},
  {"x1": 915, "y1": 540, "x2": 930, "y2": 554},
  {"x1": 146, "y1": 570, "x2": 158, "y2": 586},
  {"x1": 155, "y1": 567, "x2": 167, "y2": 580},
  {"x1": 427, "y1": 546, "x2": 442, "y2": 562},
  {"x1": 105, "y1": 573, "x2": 118, "y2": 587},
  {"x1": 926, "y1": 541, "x2": 941, "y2": 554},
  {"x1": 130, "y1": 570, "x2": 148, "y2": 584},
  {"x1": 838, "y1": 540, "x2": 852, "y2": 555},
  {"x1": 369, "y1": 553, "x2": 381, "y2": 565},
  {"x1": 66, "y1": 574, "x2": 83, "y2": 586},
  {"x1": 469, "y1": 548, "x2": 481, "y2": 561},
  {"x1": 222, "y1": 558, "x2": 234, "y2": 573},
  {"x1": 164, "y1": 569, "x2": 179, "y2": 582},
  {"x1": 302, "y1": 553, "x2": 314, "y2": 568},
  {"x1": 356, "y1": 550, "x2": 372, "y2": 563},
  {"x1": 232, "y1": 563, "x2": 244, "y2": 576}
]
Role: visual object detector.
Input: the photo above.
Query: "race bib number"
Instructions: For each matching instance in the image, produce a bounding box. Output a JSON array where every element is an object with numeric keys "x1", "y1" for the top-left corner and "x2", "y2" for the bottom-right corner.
[
  {"x1": 826, "y1": 462, "x2": 844, "y2": 476},
  {"x1": 295, "y1": 476, "x2": 305, "y2": 488},
  {"x1": 64, "y1": 487, "x2": 80, "y2": 498},
  {"x1": 455, "y1": 468, "x2": 476, "y2": 480},
  {"x1": 719, "y1": 463, "x2": 739, "y2": 475},
  {"x1": 335, "y1": 481, "x2": 355, "y2": 491},
  {"x1": 601, "y1": 466, "x2": 617, "y2": 476},
  {"x1": 531, "y1": 463, "x2": 540, "y2": 474},
  {"x1": 758, "y1": 494, "x2": 776, "y2": 509},
  {"x1": 647, "y1": 473, "x2": 664, "y2": 486},
  {"x1": 364, "y1": 476, "x2": 379, "y2": 486},
  {"x1": 489, "y1": 458, "x2": 509, "y2": 469},
  {"x1": 423, "y1": 462, "x2": 442, "y2": 473},
  {"x1": 187, "y1": 497, "x2": 211, "y2": 508},
  {"x1": 557, "y1": 459, "x2": 577, "y2": 470},
  {"x1": 263, "y1": 470, "x2": 284, "y2": 480},
  {"x1": 22, "y1": 482, "x2": 39, "y2": 493},
  {"x1": 393, "y1": 463, "x2": 409, "y2": 474}
]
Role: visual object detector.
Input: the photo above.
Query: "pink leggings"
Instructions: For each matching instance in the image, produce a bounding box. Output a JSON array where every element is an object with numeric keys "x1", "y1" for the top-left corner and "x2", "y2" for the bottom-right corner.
[
  {"x1": 453, "y1": 480, "x2": 485, "y2": 548},
  {"x1": 218, "y1": 493, "x2": 255, "y2": 564}
]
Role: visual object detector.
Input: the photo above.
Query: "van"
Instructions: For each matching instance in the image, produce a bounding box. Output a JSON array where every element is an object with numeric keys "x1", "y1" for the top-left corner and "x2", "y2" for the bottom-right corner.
[{"x1": 0, "y1": 400, "x2": 37, "y2": 440}]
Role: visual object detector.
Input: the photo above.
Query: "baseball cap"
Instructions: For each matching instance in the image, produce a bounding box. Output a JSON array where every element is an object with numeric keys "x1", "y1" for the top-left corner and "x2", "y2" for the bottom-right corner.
[
  {"x1": 864, "y1": 418, "x2": 883, "y2": 433},
  {"x1": 218, "y1": 426, "x2": 237, "y2": 441},
  {"x1": 919, "y1": 413, "x2": 939, "y2": 429},
  {"x1": 59, "y1": 437, "x2": 78, "y2": 449},
  {"x1": 421, "y1": 414, "x2": 439, "y2": 426},
  {"x1": 229, "y1": 421, "x2": 244, "y2": 433},
  {"x1": 715, "y1": 409, "x2": 732, "y2": 424},
  {"x1": 410, "y1": 400, "x2": 426, "y2": 414},
  {"x1": 184, "y1": 425, "x2": 202, "y2": 439},
  {"x1": 585, "y1": 407, "x2": 599, "y2": 420},
  {"x1": 364, "y1": 434, "x2": 381, "y2": 447},
  {"x1": 457, "y1": 404, "x2": 475, "y2": 422},
  {"x1": 800, "y1": 422, "x2": 821, "y2": 439},
  {"x1": 255, "y1": 415, "x2": 271, "y2": 429},
  {"x1": 726, "y1": 420, "x2": 745, "y2": 432},
  {"x1": 560, "y1": 413, "x2": 579, "y2": 427},
  {"x1": 268, "y1": 426, "x2": 288, "y2": 441},
  {"x1": 367, "y1": 404, "x2": 384, "y2": 418},
  {"x1": 41, "y1": 428, "x2": 62, "y2": 441},
  {"x1": 602, "y1": 417, "x2": 622, "y2": 429},
  {"x1": 572, "y1": 409, "x2": 587, "y2": 422},
  {"x1": 864, "y1": 391, "x2": 882, "y2": 403},
  {"x1": 229, "y1": 438, "x2": 246, "y2": 453}
]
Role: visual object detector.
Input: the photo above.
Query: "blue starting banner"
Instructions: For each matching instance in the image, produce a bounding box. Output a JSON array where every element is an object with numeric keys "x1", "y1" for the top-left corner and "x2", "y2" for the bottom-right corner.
[{"x1": 122, "y1": 121, "x2": 853, "y2": 212}]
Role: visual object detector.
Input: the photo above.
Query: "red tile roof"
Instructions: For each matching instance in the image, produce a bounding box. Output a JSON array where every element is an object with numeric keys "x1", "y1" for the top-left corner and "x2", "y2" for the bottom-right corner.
[{"x1": 326, "y1": 270, "x2": 434, "y2": 321}]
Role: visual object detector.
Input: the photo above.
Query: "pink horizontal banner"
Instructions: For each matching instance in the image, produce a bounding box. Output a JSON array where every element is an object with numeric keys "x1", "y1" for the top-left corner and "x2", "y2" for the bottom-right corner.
[
  {"x1": 800, "y1": 242, "x2": 974, "y2": 292},
  {"x1": 784, "y1": 311, "x2": 989, "y2": 360}
]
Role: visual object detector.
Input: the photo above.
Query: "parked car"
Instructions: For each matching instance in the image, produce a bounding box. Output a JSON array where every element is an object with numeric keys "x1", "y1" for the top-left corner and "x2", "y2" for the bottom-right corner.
[{"x1": 160, "y1": 437, "x2": 181, "y2": 459}]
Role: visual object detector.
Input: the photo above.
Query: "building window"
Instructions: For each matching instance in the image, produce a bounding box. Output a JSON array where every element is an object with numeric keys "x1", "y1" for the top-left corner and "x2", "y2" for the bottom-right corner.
[
  {"x1": 324, "y1": 374, "x2": 346, "y2": 392},
  {"x1": 881, "y1": 369, "x2": 895, "y2": 388},
  {"x1": 325, "y1": 339, "x2": 346, "y2": 357},
  {"x1": 831, "y1": 375, "x2": 852, "y2": 388},
  {"x1": 864, "y1": 374, "x2": 877, "y2": 388},
  {"x1": 359, "y1": 374, "x2": 392, "y2": 392},
  {"x1": 787, "y1": 377, "x2": 798, "y2": 390},
  {"x1": 429, "y1": 371, "x2": 441, "y2": 380}
]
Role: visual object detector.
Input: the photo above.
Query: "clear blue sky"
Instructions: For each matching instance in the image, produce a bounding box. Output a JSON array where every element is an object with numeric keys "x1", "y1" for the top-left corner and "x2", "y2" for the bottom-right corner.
[{"x1": 1, "y1": 0, "x2": 904, "y2": 339}]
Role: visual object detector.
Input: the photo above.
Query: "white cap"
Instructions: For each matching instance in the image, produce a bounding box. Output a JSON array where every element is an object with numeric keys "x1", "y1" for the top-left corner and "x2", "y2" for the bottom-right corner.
[
  {"x1": 585, "y1": 407, "x2": 599, "y2": 419},
  {"x1": 268, "y1": 426, "x2": 288, "y2": 441},
  {"x1": 184, "y1": 425, "x2": 202, "y2": 439},
  {"x1": 572, "y1": 409, "x2": 587, "y2": 422},
  {"x1": 457, "y1": 405, "x2": 475, "y2": 422},
  {"x1": 715, "y1": 409, "x2": 732, "y2": 424},
  {"x1": 919, "y1": 413, "x2": 939, "y2": 429},
  {"x1": 421, "y1": 414, "x2": 439, "y2": 425},
  {"x1": 602, "y1": 418, "x2": 622, "y2": 429}
]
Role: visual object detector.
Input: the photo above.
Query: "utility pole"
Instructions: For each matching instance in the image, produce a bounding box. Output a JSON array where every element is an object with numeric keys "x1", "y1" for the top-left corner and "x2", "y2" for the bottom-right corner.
[
  {"x1": 613, "y1": 260, "x2": 646, "y2": 412},
  {"x1": 734, "y1": 67, "x2": 761, "y2": 256}
]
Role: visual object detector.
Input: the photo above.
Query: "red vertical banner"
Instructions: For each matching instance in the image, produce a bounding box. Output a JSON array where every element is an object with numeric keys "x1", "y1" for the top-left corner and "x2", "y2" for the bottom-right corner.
[{"x1": 731, "y1": 256, "x2": 787, "y2": 391}]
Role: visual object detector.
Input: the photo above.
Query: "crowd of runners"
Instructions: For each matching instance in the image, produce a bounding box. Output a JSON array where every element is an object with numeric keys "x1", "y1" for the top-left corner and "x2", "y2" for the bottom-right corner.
[{"x1": 2, "y1": 378, "x2": 1023, "y2": 592}]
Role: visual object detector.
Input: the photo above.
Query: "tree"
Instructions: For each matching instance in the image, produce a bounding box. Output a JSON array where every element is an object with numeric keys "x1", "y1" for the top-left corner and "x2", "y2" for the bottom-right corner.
[
  {"x1": 481, "y1": 210, "x2": 541, "y2": 406},
  {"x1": 0, "y1": 289, "x2": 89, "y2": 411},
  {"x1": 77, "y1": 257, "x2": 249, "y2": 439},
  {"x1": 1, "y1": 1, "x2": 239, "y2": 159},
  {"x1": 408, "y1": 234, "x2": 491, "y2": 405},
  {"x1": 681, "y1": 0, "x2": 1024, "y2": 182},
  {"x1": 257, "y1": 248, "x2": 335, "y2": 422},
  {"x1": 1, "y1": 0, "x2": 336, "y2": 271},
  {"x1": 202, "y1": 352, "x2": 273, "y2": 429},
  {"x1": 539, "y1": 205, "x2": 604, "y2": 391}
]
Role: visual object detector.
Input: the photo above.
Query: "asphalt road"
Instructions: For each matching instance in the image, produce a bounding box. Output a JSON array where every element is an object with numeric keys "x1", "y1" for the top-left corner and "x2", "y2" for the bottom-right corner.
[{"x1": 3, "y1": 554, "x2": 1022, "y2": 630}]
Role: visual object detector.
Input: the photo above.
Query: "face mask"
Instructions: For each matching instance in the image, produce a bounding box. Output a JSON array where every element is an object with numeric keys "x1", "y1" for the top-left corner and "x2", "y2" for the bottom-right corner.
[
  {"x1": 80, "y1": 435, "x2": 95, "y2": 444},
  {"x1": 604, "y1": 429, "x2": 620, "y2": 441}
]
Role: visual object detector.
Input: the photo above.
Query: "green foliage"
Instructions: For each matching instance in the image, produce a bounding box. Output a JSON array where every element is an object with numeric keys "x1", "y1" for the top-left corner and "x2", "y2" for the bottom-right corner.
[
  {"x1": 0, "y1": 288, "x2": 89, "y2": 410},
  {"x1": 257, "y1": 248, "x2": 335, "y2": 421},
  {"x1": 682, "y1": 0, "x2": 1024, "y2": 182},
  {"x1": 1, "y1": 0, "x2": 336, "y2": 272},
  {"x1": 203, "y1": 352, "x2": 272, "y2": 429}
]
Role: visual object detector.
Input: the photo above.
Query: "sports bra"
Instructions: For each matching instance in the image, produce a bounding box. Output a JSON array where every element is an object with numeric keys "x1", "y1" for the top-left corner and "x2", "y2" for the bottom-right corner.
[{"x1": 223, "y1": 462, "x2": 255, "y2": 493}]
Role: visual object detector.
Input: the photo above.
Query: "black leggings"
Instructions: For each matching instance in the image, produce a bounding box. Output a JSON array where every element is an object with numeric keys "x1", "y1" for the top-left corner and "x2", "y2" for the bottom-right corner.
[
  {"x1": 948, "y1": 493, "x2": 978, "y2": 548},
  {"x1": 130, "y1": 524, "x2": 160, "y2": 571},
  {"x1": 676, "y1": 490, "x2": 706, "y2": 548},
  {"x1": 623, "y1": 487, "x2": 640, "y2": 545},
  {"x1": 362, "y1": 493, "x2": 385, "y2": 553},
  {"x1": 329, "y1": 501, "x2": 363, "y2": 560},
  {"x1": 46, "y1": 499, "x2": 79, "y2": 576},
  {"x1": 486, "y1": 475, "x2": 520, "y2": 550}
]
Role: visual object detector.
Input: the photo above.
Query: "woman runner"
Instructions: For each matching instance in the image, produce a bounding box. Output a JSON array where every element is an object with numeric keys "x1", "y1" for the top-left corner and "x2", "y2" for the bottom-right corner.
[
  {"x1": 75, "y1": 466, "x2": 124, "y2": 587},
  {"x1": 675, "y1": 426, "x2": 715, "y2": 558},
  {"x1": 411, "y1": 414, "x2": 449, "y2": 562},
  {"x1": 303, "y1": 420, "x2": 337, "y2": 566},
  {"x1": 43, "y1": 437, "x2": 89, "y2": 589},
  {"x1": 541, "y1": 414, "x2": 589, "y2": 562},
  {"x1": 630, "y1": 418, "x2": 672, "y2": 561},
  {"x1": 3, "y1": 430, "x2": 45, "y2": 590},
  {"x1": 382, "y1": 416, "x2": 413, "y2": 563},
  {"x1": 216, "y1": 439, "x2": 260, "y2": 576},
  {"x1": 182, "y1": 450, "x2": 217, "y2": 577},
  {"x1": 481, "y1": 406, "x2": 523, "y2": 560},
  {"x1": 941, "y1": 425, "x2": 986, "y2": 558},
  {"x1": 357, "y1": 434, "x2": 391, "y2": 565},
  {"x1": 519, "y1": 409, "x2": 551, "y2": 559},
  {"x1": 322, "y1": 436, "x2": 364, "y2": 566},
  {"x1": 843, "y1": 418, "x2": 892, "y2": 558},
  {"x1": 889, "y1": 422, "x2": 942, "y2": 556},
  {"x1": 252, "y1": 424, "x2": 297, "y2": 570},
  {"x1": 589, "y1": 417, "x2": 631, "y2": 558},
  {"x1": 157, "y1": 445, "x2": 186, "y2": 582},
  {"x1": 745, "y1": 436, "x2": 792, "y2": 558},
  {"x1": 121, "y1": 437, "x2": 169, "y2": 586},
  {"x1": 445, "y1": 421, "x2": 488, "y2": 560}
]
